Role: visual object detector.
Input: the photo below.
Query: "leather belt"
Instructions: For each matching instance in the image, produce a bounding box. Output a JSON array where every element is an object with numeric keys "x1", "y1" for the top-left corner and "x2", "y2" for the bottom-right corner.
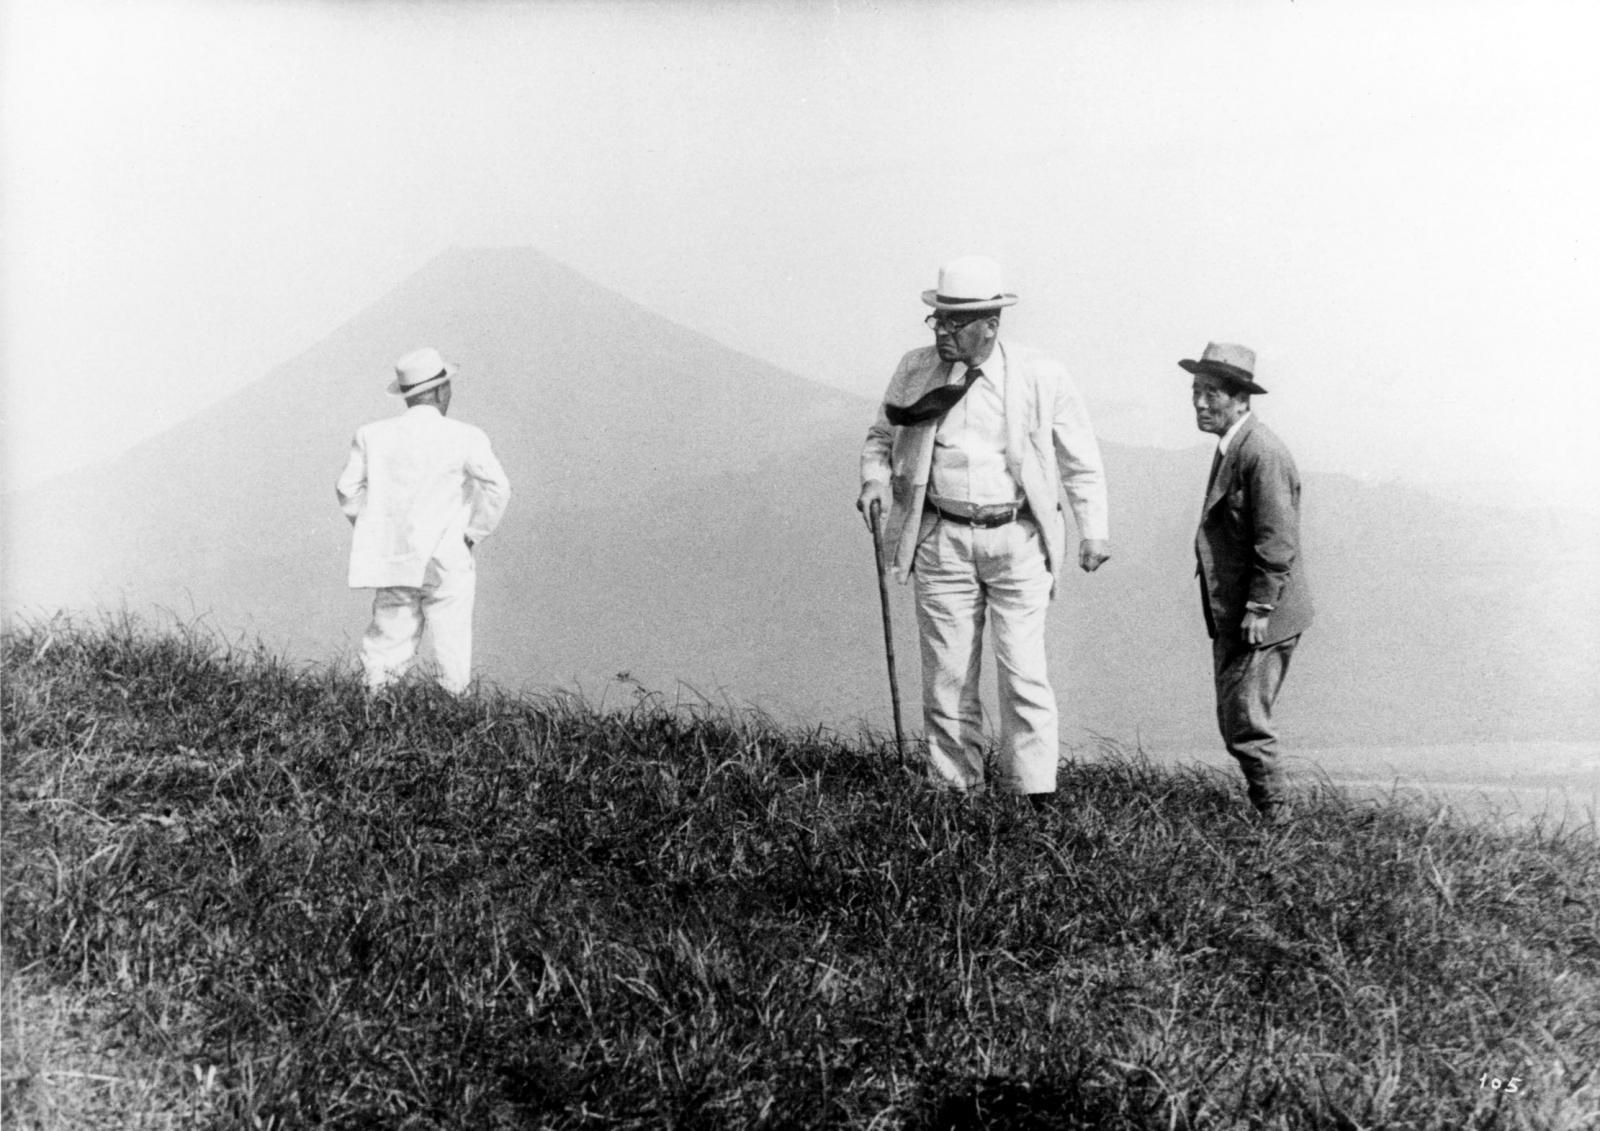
[{"x1": 927, "y1": 499, "x2": 1032, "y2": 528}]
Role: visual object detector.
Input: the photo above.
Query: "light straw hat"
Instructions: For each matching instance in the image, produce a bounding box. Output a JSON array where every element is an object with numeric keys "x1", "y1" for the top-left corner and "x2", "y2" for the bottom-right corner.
[
  {"x1": 387, "y1": 346, "x2": 458, "y2": 396},
  {"x1": 921, "y1": 255, "x2": 1019, "y2": 312}
]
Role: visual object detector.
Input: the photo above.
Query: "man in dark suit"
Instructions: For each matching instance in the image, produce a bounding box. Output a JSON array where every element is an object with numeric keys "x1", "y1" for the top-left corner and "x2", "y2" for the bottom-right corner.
[{"x1": 1183, "y1": 342, "x2": 1313, "y2": 824}]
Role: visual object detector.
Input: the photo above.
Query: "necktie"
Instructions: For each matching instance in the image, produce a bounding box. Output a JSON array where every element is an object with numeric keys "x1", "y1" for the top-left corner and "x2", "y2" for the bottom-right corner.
[
  {"x1": 1206, "y1": 448, "x2": 1223, "y2": 492},
  {"x1": 885, "y1": 367, "x2": 982, "y2": 427}
]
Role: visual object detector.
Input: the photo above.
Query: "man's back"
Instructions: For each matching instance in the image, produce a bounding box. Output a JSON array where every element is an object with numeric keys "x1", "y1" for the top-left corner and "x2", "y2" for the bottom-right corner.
[{"x1": 338, "y1": 405, "x2": 509, "y2": 589}]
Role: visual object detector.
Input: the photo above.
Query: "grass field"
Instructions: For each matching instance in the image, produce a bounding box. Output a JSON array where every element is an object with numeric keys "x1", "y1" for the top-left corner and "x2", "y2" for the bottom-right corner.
[{"x1": 3, "y1": 618, "x2": 1598, "y2": 1129}]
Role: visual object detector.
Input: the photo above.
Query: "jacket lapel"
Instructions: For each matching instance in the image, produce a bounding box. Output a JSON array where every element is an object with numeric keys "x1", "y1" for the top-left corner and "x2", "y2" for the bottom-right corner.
[
  {"x1": 1202, "y1": 413, "x2": 1257, "y2": 514},
  {"x1": 899, "y1": 357, "x2": 954, "y2": 487},
  {"x1": 1001, "y1": 341, "x2": 1027, "y2": 479}
]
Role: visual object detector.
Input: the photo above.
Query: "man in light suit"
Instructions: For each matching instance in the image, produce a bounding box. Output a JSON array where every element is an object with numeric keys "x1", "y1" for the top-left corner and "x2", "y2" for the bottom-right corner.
[
  {"x1": 1185, "y1": 342, "x2": 1313, "y2": 823},
  {"x1": 336, "y1": 347, "x2": 511, "y2": 695},
  {"x1": 858, "y1": 256, "x2": 1110, "y2": 805}
]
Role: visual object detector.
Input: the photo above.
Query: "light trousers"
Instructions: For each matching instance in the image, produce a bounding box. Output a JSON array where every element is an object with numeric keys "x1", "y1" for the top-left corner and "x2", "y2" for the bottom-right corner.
[
  {"x1": 359, "y1": 557, "x2": 476, "y2": 694},
  {"x1": 913, "y1": 517, "x2": 1060, "y2": 794},
  {"x1": 1212, "y1": 634, "x2": 1300, "y2": 808}
]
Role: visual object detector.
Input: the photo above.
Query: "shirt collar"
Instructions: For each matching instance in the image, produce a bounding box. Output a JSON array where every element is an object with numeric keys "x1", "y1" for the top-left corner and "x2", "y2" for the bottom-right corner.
[
  {"x1": 1217, "y1": 409, "x2": 1251, "y2": 455},
  {"x1": 952, "y1": 339, "x2": 1004, "y2": 386}
]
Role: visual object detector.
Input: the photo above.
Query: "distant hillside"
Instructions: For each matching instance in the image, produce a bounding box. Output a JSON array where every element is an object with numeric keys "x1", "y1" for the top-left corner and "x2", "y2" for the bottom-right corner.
[
  {"x1": 497, "y1": 431, "x2": 1599, "y2": 748},
  {"x1": 0, "y1": 246, "x2": 865, "y2": 607},
  {"x1": 4, "y1": 247, "x2": 1597, "y2": 749}
]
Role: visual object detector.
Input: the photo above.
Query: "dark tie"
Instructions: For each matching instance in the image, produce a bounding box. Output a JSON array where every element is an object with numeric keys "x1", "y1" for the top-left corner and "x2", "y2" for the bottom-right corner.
[
  {"x1": 1205, "y1": 448, "x2": 1223, "y2": 493},
  {"x1": 885, "y1": 367, "x2": 982, "y2": 427}
]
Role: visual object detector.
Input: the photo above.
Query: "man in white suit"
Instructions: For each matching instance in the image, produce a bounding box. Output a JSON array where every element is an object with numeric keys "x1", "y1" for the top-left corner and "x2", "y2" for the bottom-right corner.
[
  {"x1": 336, "y1": 347, "x2": 511, "y2": 694},
  {"x1": 858, "y1": 257, "x2": 1110, "y2": 805}
]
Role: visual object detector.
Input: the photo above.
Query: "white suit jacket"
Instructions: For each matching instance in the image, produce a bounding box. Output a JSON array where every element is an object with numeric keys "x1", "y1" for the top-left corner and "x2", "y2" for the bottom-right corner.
[
  {"x1": 336, "y1": 405, "x2": 511, "y2": 589},
  {"x1": 861, "y1": 340, "x2": 1107, "y2": 589}
]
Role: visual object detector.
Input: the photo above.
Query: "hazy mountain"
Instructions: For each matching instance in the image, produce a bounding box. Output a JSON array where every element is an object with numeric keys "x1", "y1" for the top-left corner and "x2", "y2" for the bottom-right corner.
[
  {"x1": 5, "y1": 248, "x2": 1596, "y2": 753},
  {"x1": 1, "y1": 244, "x2": 866, "y2": 650}
]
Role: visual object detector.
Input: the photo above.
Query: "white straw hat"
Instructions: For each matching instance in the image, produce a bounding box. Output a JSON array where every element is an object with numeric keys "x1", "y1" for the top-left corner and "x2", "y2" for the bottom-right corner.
[
  {"x1": 387, "y1": 346, "x2": 458, "y2": 396},
  {"x1": 921, "y1": 255, "x2": 1019, "y2": 312}
]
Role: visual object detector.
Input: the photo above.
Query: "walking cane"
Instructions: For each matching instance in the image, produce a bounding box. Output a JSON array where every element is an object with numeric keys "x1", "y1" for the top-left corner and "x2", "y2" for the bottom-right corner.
[{"x1": 868, "y1": 499, "x2": 906, "y2": 753}]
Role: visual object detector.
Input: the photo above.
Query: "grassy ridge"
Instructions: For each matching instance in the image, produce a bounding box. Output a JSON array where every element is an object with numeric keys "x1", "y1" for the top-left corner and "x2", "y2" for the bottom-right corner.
[{"x1": 3, "y1": 619, "x2": 1598, "y2": 1129}]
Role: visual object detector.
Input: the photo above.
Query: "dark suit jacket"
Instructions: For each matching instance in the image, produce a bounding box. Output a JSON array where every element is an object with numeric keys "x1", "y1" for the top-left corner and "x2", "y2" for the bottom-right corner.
[{"x1": 1195, "y1": 414, "x2": 1313, "y2": 647}]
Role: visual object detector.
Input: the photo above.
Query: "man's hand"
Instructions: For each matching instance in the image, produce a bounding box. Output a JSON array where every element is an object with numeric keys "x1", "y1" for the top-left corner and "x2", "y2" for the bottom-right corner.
[
  {"x1": 1078, "y1": 539, "x2": 1110, "y2": 573},
  {"x1": 1240, "y1": 610, "x2": 1269, "y2": 646},
  {"x1": 857, "y1": 481, "x2": 892, "y2": 533}
]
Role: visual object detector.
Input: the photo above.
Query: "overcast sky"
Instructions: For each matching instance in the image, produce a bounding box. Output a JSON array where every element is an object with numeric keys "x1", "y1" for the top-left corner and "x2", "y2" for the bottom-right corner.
[{"x1": 3, "y1": 0, "x2": 1597, "y2": 511}]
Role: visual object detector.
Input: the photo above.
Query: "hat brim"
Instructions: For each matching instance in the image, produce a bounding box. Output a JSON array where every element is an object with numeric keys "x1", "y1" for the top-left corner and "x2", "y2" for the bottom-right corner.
[
  {"x1": 921, "y1": 290, "x2": 1018, "y2": 312},
  {"x1": 1179, "y1": 358, "x2": 1267, "y2": 395},
  {"x1": 387, "y1": 362, "x2": 458, "y2": 396}
]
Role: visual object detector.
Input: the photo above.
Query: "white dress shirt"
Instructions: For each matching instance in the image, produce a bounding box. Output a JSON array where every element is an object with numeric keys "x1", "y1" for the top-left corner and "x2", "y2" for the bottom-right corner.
[{"x1": 928, "y1": 344, "x2": 1023, "y2": 506}]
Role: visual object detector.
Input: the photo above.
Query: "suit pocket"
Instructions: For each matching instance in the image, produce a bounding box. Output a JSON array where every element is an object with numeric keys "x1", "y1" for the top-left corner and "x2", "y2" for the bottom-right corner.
[{"x1": 1223, "y1": 486, "x2": 1248, "y2": 529}]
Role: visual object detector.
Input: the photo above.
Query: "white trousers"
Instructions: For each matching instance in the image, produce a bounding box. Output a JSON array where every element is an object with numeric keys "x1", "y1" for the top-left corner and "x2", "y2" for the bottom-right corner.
[
  {"x1": 359, "y1": 557, "x2": 476, "y2": 694},
  {"x1": 913, "y1": 517, "x2": 1060, "y2": 794}
]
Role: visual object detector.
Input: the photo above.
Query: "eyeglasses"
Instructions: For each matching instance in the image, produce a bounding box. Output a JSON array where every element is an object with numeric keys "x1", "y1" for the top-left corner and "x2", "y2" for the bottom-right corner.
[{"x1": 925, "y1": 313, "x2": 987, "y2": 334}]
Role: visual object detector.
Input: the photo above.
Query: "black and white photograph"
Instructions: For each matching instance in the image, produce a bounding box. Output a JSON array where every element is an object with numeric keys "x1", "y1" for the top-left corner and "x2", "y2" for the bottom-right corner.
[{"x1": 2, "y1": 1, "x2": 1597, "y2": 1126}]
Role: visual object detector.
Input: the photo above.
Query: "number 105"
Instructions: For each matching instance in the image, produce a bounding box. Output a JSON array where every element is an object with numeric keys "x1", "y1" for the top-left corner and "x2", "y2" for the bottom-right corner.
[{"x1": 1479, "y1": 1074, "x2": 1523, "y2": 1093}]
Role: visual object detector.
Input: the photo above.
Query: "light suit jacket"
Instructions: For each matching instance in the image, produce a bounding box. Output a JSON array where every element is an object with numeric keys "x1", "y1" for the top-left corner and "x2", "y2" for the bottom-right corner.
[
  {"x1": 1195, "y1": 414, "x2": 1313, "y2": 646},
  {"x1": 336, "y1": 405, "x2": 511, "y2": 589},
  {"x1": 860, "y1": 341, "x2": 1108, "y2": 590}
]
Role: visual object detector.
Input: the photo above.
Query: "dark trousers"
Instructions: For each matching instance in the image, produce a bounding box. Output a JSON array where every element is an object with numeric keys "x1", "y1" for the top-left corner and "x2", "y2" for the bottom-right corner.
[{"x1": 1212, "y1": 634, "x2": 1300, "y2": 808}]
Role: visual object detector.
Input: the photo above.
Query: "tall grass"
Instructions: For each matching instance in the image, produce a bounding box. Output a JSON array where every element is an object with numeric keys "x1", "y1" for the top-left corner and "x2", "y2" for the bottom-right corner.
[{"x1": 3, "y1": 617, "x2": 1597, "y2": 1129}]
